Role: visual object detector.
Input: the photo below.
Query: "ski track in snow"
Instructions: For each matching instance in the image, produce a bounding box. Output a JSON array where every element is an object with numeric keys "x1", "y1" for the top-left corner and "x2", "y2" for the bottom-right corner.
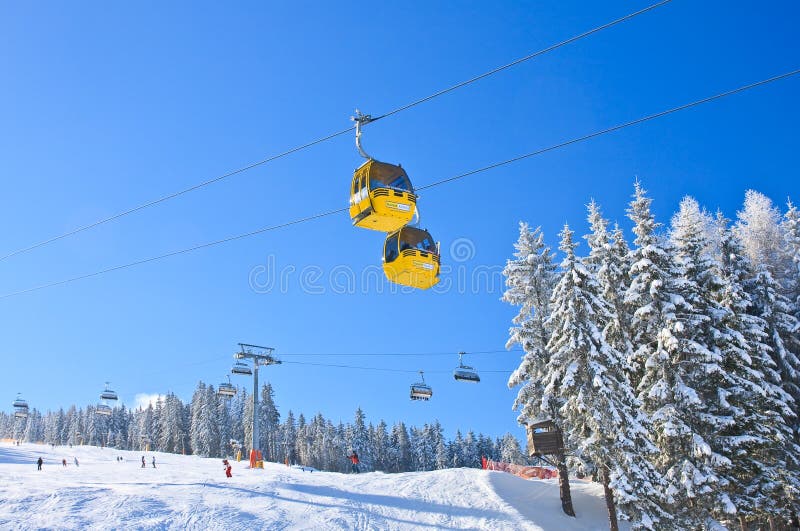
[{"x1": 0, "y1": 442, "x2": 624, "y2": 530}]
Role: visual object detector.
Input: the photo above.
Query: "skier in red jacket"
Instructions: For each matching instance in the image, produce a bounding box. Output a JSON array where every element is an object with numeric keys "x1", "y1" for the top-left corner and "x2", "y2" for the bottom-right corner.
[
  {"x1": 223, "y1": 459, "x2": 232, "y2": 478},
  {"x1": 348, "y1": 451, "x2": 359, "y2": 474}
]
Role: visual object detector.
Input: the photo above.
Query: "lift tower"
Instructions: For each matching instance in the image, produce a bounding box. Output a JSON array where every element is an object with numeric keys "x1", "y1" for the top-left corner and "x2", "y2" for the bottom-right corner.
[{"x1": 231, "y1": 343, "x2": 281, "y2": 461}]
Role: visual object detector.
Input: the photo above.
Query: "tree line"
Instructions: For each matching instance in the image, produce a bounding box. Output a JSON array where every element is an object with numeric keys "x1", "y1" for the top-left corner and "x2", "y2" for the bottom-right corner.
[
  {"x1": 1, "y1": 382, "x2": 527, "y2": 474},
  {"x1": 503, "y1": 184, "x2": 800, "y2": 530}
]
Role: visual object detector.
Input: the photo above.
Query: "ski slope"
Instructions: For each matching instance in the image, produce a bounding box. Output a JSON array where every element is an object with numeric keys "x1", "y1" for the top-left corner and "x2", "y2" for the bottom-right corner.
[{"x1": 0, "y1": 442, "x2": 624, "y2": 530}]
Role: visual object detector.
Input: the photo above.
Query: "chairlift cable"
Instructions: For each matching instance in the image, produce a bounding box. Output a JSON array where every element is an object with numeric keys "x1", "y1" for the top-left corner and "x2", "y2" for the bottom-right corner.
[
  {"x1": 0, "y1": 1, "x2": 672, "y2": 263},
  {"x1": 1, "y1": 69, "x2": 797, "y2": 300}
]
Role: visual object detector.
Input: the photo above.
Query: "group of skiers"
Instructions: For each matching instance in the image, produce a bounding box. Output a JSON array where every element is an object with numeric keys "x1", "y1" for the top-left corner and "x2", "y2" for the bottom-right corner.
[
  {"x1": 34, "y1": 450, "x2": 362, "y2": 476},
  {"x1": 36, "y1": 456, "x2": 78, "y2": 470}
]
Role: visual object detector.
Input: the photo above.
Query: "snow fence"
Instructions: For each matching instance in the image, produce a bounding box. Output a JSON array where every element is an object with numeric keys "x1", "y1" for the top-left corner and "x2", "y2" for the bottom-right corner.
[{"x1": 482, "y1": 457, "x2": 558, "y2": 480}]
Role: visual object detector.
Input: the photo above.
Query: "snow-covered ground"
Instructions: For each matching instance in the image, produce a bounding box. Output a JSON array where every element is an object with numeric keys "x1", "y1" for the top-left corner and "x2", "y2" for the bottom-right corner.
[{"x1": 0, "y1": 442, "x2": 623, "y2": 530}]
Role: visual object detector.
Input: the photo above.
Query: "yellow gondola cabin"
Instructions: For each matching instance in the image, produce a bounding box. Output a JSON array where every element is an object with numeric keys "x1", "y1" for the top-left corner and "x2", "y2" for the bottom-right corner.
[
  {"x1": 349, "y1": 159, "x2": 417, "y2": 232},
  {"x1": 383, "y1": 226, "x2": 440, "y2": 289}
]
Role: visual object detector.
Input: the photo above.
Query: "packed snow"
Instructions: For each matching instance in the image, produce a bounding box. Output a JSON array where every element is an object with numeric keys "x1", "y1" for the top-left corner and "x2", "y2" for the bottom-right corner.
[{"x1": 0, "y1": 441, "x2": 624, "y2": 530}]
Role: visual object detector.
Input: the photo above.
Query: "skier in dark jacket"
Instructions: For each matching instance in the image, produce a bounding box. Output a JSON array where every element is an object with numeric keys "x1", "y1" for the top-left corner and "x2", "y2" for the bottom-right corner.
[
  {"x1": 152, "y1": 456, "x2": 156, "y2": 468},
  {"x1": 37, "y1": 457, "x2": 43, "y2": 470},
  {"x1": 348, "y1": 451, "x2": 359, "y2": 473},
  {"x1": 141, "y1": 456, "x2": 146, "y2": 468}
]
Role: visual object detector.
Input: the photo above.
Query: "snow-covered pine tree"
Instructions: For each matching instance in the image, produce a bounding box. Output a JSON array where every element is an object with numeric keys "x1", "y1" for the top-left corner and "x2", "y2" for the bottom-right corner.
[
  {"x1": 462, "y1": 431, "x2": 480, "y2": 469},
  {"x1": 347, "y1": 407, "x2": 370, "y2": 470},
  {"x1": 258, "y1": 383, "x2": 281, "y2": 462},
  {"x1": 669, "y1": 197, "x2": 746, "y2": 526},
  {"x1": 503, "y1": 222, "x2": 557, "y2": 424},
  {"x1": 158, "y1": 393, "x2": 187, "y2": 454},
  {"x1": 498, "y1": 433, "x2": 525, "y2": 464},
  {"x1": 229, "y1": 387, "x2": 246, "y2": 450},
  {"x1": 23, "y1": 410, "x2": 43, "y2": 443},
  {"x1": 585, "y1": 201, "x2": 635, "y2": 368},
  {"x1": 714, "y1": 214, "x2": 799, "y2": 527},
  {"x1": 626, "y1": 184, "x2": 728, "y2": 528},
  {"x1": 371, "y1": 420, "x2": 390, "y2": 471},
  {"x1": 68, "y1": 407, "x2": 84, "y2": 446},
  {"x1": 748, "y1": 265, "x2": 800, "y2": 429},
  {"x1": 624, "y1": 181, "x2": 669, "y2": 387},
  {"x1": 281, "y1": 410, "x2": 297, "y2": 464},
  {"x1": 389, "y1": 422, "x2": 412, "y2": 473},
  {"x1": 735, "y1": 190, "x2": 786, "y2": 277},
  {"x1": 545, "y1": 223, "x2": 667, "y2": 530},
  {"x1": 150, "y1": 397, "x2": 163, "y2": 451},
  {"x1": 217, "y1": 394, "x2": 232, "y2": 459},
  {"x1": 783, "y1": 200, "x2": 800, "y2": 301},
  {"x1": 203, "y1": 386, "x2": 221, "y2": 457},
  {"x1": 295, "y1": 413, "x2": 309, "y2": 466},
  {"x1": 189, "y1": 382, "x2": 207, "y2": 455}
]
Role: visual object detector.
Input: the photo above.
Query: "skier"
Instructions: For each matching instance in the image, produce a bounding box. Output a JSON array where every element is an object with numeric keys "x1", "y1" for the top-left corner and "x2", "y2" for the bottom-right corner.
[
  {"x1": 36, "y1": 457, "x2": 43, "y2": 470},
  {"x1": 223, "y1": 459, "x2": 232, "y2": 478},
  {"x1": 141, "y1": 456, "x2": 146, "y2": 468},
  {"x1": 74, "y1": 457, "x2": 79, "y2": 467},
  {"x1": 152, "y1": 456, "x2": 156, "y2": 468},
  {"x1": 348, "y1": 450, "x2": 359, "y2": 473},
  {"x1": 62, "y1": 458, "x2": 67, "y2": 467}
]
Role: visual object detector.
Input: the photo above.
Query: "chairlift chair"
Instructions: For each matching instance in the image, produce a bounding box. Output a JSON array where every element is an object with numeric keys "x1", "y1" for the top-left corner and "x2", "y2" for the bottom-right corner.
[
  {"x1": 231, "y1": 361, "x2": 252, "y2": 376},
  {"x1": 410, "y1": 371, "x2": 433, "y2": 401},
  {"x1": 100, "y1": 382, "x2": 119, "y2": 401},
  {"x1": 96, "y1": 404, "x2": 112, "y2": 416},
  {"x1": 453, "y1": 352, "x2": 480, "y2": 383},
  {"x1": 13, "y1": 394, "x2": 28, "y2": 418},
  {"x1": 218, "y1": 376, "x2": 237, "y2": 398}
]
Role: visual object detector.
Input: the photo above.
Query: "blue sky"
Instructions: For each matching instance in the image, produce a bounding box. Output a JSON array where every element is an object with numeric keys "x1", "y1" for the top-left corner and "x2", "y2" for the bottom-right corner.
[{"x1": 1, "y1": 1, "x2": 798, "y2": 441}]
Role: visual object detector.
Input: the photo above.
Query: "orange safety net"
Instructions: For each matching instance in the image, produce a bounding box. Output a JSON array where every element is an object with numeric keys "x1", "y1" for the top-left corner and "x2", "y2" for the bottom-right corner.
[{"x1": 482, "y1": 458, "x2": 558, "y2": 480}]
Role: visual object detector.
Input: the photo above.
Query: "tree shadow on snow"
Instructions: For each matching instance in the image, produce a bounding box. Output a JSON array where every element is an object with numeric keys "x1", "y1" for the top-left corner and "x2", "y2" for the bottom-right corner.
[
  {"x1": 279, "y1": 483, "x2": 511, "y2": 525},
  {"x1": 0, "y1": 446, "x2": 44, "y2": 465}
]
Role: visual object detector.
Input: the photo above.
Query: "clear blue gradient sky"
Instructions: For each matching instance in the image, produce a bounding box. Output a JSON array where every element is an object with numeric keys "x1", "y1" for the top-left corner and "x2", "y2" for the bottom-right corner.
[{"x1": 1, "y1": 1, "x2": 798, "y2": 440}]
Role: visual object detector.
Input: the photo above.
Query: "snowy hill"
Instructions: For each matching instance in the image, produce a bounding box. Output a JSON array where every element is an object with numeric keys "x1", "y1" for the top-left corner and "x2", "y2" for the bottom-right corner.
[{"x1": 0, "y1": 442, "x2": 623, "y2": 530}]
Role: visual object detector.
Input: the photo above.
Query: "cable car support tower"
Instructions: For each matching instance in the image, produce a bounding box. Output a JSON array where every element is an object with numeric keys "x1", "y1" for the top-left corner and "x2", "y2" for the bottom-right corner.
[{"x1": 231, "y1": 343, "x2": 281, "y2": 463}]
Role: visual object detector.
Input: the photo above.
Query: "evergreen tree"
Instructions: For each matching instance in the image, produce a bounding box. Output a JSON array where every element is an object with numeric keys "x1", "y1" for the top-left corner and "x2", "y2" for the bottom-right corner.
[
  {"x1": 735, "y1": 190, "x2": 785, "y2": 276},
  {"x1": 545, "y1": 223, "x2": 667, "y2": 530},
  {"x1": 390, "y1": 422, "x2": 411, "y2": 472},
  {"x1": 258, "y1": 383, "x2": 281, "y2": 461},
  {"x1": 715, "y1": 215, "x2": 799, "y2": 526},
  {"x1": 626, "y1": 184, "x2": 724, "y2": 527},
  {"x1": 503, "y1": 222, "x2": 557, "y2": 424},
  {"x1": 372, "y1": 420, "x2": 390, "y2": 471},
  {"x1": 498, "y1": 433, "x2": 525, "y2": 464},
  {"x1": 281, "y1": 410, "x2": 297, "y2": 464},
  {"x1": 668, "y1": 197, "x2": 741, "y2": 526},
  {"x1": 217, "y1": 396, "x2": 232, "y2": 458},
  {"x1": 347, "y1": 407, "x2": 370, "y2": 470}
]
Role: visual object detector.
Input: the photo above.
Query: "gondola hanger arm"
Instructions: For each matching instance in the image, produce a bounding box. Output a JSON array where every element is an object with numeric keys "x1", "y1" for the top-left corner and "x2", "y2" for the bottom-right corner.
[{"x1": 351, "y1": 109, "x2": 374, "y2": 160}]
